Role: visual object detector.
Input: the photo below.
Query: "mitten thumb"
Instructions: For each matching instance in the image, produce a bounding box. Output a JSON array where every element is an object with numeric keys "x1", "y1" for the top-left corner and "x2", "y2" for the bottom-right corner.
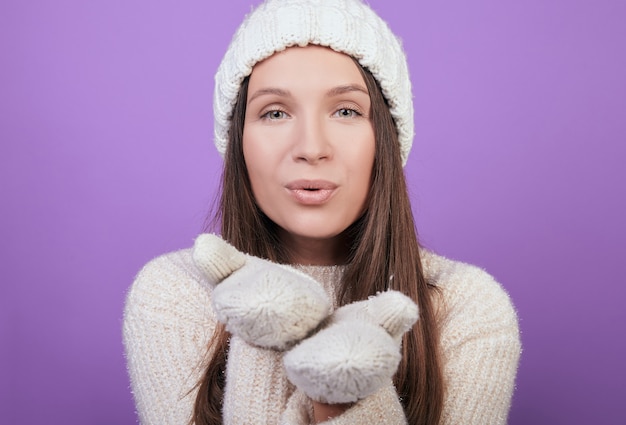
[
  {"x1": 366, "y1": 291, "x2": 419, "y2": 342},
  {"x1": 332, "y1": 291, "x2": 418, "y2": 342},
  {"x1": 192, "y1": 233, "x2": 246, "y2": 287},
  {"x1": 283, "y1": 291, "x2": 419, "y2": 404}
]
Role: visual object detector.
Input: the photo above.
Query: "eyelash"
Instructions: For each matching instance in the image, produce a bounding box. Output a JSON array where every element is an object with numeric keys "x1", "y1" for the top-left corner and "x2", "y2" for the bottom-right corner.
[
  {"x1": 259, "y1": 104, "x2": 364, "y2": 121},
  {"x1": 260, "y1": 108, "x2": 289, "y2": 120},
  {"x1": 333, "y1": 105, "x2": 363, "y2": 118}
]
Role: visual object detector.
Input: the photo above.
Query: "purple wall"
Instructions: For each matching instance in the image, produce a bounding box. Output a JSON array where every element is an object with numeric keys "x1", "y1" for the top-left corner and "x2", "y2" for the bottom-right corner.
[{"x1": 1, "y1": 1, "x2": 624, "y2": 423}]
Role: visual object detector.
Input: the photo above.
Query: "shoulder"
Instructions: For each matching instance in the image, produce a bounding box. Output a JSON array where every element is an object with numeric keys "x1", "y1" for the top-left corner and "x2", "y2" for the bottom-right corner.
[
  {"x1": 124, "y1": 248, "x2": 215, "y2": 326},
  {"x1": 133, "y1": 247, "x2": 202, "y2": 282},
  {"x1": 420, "y1": 251, "x2": 521, "y2": 423},
  {"x1": 420, "y1": 250, "x2": 520, "y2": 352},
  {"x1": 123, "y1": 248, "x2": 217, "y2": 424},
  {"x1": 421, "y1": 249, "x2": 518, "y2": 320}
]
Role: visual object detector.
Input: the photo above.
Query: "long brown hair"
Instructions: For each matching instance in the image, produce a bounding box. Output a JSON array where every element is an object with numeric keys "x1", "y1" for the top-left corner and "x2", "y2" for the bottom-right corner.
[{"x1": 193, "y1": 59, "x2": 444, "y2": 425}]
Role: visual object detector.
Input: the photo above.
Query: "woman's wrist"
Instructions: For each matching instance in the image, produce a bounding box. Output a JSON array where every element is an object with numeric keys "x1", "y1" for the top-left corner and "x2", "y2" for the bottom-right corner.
[{"x1": 311, "y1": 400, "x2": 354, "y2": 423}]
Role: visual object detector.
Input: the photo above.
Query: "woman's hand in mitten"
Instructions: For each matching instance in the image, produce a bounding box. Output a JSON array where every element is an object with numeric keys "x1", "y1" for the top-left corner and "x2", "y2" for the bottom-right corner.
[
  {"x1": 283, "y1": 290, "x2": 418, "y2": 404},
  {"x1": 192, "y1": 233, "x2": 331, "y2": 350}
]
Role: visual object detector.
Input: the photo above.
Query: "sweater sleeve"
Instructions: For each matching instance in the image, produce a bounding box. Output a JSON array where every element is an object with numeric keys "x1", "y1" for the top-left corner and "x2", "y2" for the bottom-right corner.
[
  {"x1": 433, "y1": 258, "x2": 521, "y2": 425},
  {"x1": 280, "y1": 383, "x2": 407, "y2": 425},
  {"x1": 123, "y1": 250, "x2": 216, "y2": 425}
]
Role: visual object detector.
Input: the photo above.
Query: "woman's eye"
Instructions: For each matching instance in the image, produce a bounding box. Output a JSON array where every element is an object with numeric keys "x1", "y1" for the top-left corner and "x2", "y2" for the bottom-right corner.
[
  {"x1": 262, "y1": 110, "x2": 287, "y2": 120},
  {"x1": 335, "y1": 108, "x2": 361, "y2": 118}
]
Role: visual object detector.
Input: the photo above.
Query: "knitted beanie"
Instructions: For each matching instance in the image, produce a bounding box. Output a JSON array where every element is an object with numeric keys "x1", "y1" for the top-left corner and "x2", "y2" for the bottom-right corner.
[{"x1": 214, "y1": 0, "x2": 414, "y2": 165}]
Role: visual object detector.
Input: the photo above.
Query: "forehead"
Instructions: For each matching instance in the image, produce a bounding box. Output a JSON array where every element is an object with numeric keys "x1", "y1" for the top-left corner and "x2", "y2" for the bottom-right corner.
[{"x1": 248, "y1": 45, "x2": 366, "y2": 90}]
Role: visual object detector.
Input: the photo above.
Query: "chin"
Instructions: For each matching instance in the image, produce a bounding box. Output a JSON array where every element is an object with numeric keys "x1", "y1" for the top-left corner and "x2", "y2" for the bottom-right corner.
[
  {"x1": 278, "y1": 222, "x2": 350, "y2": 241},
  {"x1": 285, "y1": 229, "x2": 345, "y2": 241}
]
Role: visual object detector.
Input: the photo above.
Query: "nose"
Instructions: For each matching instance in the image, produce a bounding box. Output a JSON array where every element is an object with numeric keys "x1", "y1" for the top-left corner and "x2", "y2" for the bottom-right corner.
[{"x1": 291, "y1": 114, "x2": 332, "y2": 164}]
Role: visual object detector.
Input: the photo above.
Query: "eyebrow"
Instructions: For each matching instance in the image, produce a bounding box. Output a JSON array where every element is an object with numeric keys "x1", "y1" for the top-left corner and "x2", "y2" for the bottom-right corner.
[
  {"x1": 247, "y1": 88, "x2": 291, "y2": 105},
  {"x1": 326, "y1": 84, "x2": 369, "y2": 97},
  {"x1": 247, "y1": 84, "x2": 369, "y2": 105}
]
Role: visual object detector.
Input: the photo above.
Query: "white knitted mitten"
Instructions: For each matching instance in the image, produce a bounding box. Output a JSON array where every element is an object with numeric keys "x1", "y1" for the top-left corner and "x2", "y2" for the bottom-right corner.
[
  {"x1": 283, "y1": 291, "x2": 418, "y2": 404},
  {"x1": 192, "y1": 233, "x2": 332, "y2": 350}
]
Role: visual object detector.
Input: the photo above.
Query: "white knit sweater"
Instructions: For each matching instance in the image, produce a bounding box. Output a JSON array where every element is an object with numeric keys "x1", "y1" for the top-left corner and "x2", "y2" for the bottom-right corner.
[{"x1": 123, "y1": 247, "x2": 521, "y2": 424}]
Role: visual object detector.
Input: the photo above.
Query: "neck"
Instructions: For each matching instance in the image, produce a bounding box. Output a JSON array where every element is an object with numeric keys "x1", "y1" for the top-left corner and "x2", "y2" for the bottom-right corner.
[{"x1": 278, "y1": 230, "x2": 350, "y2": 266}]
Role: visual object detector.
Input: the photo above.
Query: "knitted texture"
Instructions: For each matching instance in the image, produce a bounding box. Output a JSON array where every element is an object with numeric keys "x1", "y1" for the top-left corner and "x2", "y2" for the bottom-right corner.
[
  {"x1": 193, "y1": 234, "x2": 417, "y2": 404},
  {"x1": 214, "y1": 0, "x2": 415, "y2": 165},
  {"x1": 281, "y1": 385, "x2": 407, "y2": 425},
  {"x1": 124, "y1": 248, "x2": 521, "y2": 424},
  {"x1": 192, "y1": 233, "x2": 246, "y2": 284},
  {"x1": 283, "y1": 291, "x2": 418, "y2": 403},
  {"x1": 193, "y1": 234, "x2": 332, "y2": 350},
  {"x1": 122, "y1": 250, "x2": 214, "y2": 424},
  {"x1": 332, "y1": 291, "x2": 419, "y2": 342}
]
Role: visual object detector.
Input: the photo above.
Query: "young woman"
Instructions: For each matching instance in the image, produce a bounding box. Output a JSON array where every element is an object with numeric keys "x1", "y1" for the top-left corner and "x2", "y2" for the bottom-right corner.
[{"x1": 123, "y1": 1, "x2": 521, "y2": 424}]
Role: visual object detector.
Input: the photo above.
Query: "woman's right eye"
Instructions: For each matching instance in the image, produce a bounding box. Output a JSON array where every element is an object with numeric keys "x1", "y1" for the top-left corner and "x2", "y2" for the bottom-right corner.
[{"x1": 261, "y1": 110, "x2": 288, "y2": 120}]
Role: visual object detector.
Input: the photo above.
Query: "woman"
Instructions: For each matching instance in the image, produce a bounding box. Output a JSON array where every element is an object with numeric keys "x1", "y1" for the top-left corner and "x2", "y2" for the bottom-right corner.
[{"x1": 123, "y1": 0, "x2": 521, "y2": 424}]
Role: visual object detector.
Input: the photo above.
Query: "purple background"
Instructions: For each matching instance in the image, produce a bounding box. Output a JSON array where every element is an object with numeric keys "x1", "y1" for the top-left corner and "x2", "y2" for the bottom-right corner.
[{"x1": 1, "y1": 0, "x2": 624, "y2": 423}]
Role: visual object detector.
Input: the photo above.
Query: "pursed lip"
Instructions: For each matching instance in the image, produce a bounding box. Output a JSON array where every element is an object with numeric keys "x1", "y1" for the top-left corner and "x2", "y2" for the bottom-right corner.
[{"x1": 285, "y1": 179, "x2": 338, "y2": 205}]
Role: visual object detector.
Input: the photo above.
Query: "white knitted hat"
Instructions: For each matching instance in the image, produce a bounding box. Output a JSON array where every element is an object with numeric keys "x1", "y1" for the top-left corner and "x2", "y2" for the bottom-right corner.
[{"x1": 214, "y1": 0, "x2": 414, "y2": 165}]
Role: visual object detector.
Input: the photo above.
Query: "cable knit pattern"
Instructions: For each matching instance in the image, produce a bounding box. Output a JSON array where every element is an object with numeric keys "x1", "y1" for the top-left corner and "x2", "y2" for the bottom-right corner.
[
  {"x1": 123, "y1": 248, "x2": 521, "y2": 424},
  {"x1": 421, "y1": 253, "x2": 522, "y2": 424},
  {"x1": 214, "y1": 0, "x2": 415, "y2": 165},
  {"x1": 222, "y1": 337, "x2": 291, "y2": 423},
  {"x1": 122, "y1": 250, "x2": 215, "y2": 425}
]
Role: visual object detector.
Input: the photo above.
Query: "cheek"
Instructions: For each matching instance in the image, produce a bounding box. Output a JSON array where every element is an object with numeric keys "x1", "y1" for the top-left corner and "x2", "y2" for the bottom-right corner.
[
  {"x1": 358, "y1": 138, "x2": 376, "y2": 200},
  {"x1": 343, "y1": 143, "x2": 375, "y2": 212},
  {"x1": 242, "y1": 130, "x2": 262, "y2": 191},
  {"x1": 243, "y1": 126, "x2": 271, "y2": 170},
  {"x1": 354, "y1": 159, "x2": 374, "y2": 204},
  {"x1": 243, "y1": 128, "x2": 283, "y2": 205},
  {"x1": 349, "y1": 133, "x2": 376, "y2": 182},
  {"x1": 243, "y1": 126, "x2": 286, "y2": 164},
  {"x1": 242, "y1": 128, "x2": 257, "y2": 165}
]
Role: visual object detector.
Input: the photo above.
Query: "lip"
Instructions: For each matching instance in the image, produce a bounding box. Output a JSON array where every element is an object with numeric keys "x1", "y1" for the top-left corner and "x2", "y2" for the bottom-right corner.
[{"x1": 285, "y1": 179, "x2": 338, "y2": 205}]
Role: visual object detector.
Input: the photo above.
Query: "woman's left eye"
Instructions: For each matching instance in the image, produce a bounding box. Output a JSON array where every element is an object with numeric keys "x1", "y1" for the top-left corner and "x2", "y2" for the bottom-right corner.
[{"x1": 334, "y1": 108, "x2": 361, "y2": 118}]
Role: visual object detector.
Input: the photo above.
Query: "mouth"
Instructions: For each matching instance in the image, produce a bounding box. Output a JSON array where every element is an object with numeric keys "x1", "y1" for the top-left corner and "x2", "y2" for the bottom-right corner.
[
  {"x1": 286, "y1": 180, "x2": 337, "y2": 190},
  {"x1": 285, "y1": 180, "x2": 337, "y2": 205}
]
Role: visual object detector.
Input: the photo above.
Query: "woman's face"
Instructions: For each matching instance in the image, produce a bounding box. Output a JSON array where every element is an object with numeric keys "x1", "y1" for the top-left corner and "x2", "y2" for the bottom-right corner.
[{"x1": 243, "y1": 45, "x2": 375, "y2": 261}]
